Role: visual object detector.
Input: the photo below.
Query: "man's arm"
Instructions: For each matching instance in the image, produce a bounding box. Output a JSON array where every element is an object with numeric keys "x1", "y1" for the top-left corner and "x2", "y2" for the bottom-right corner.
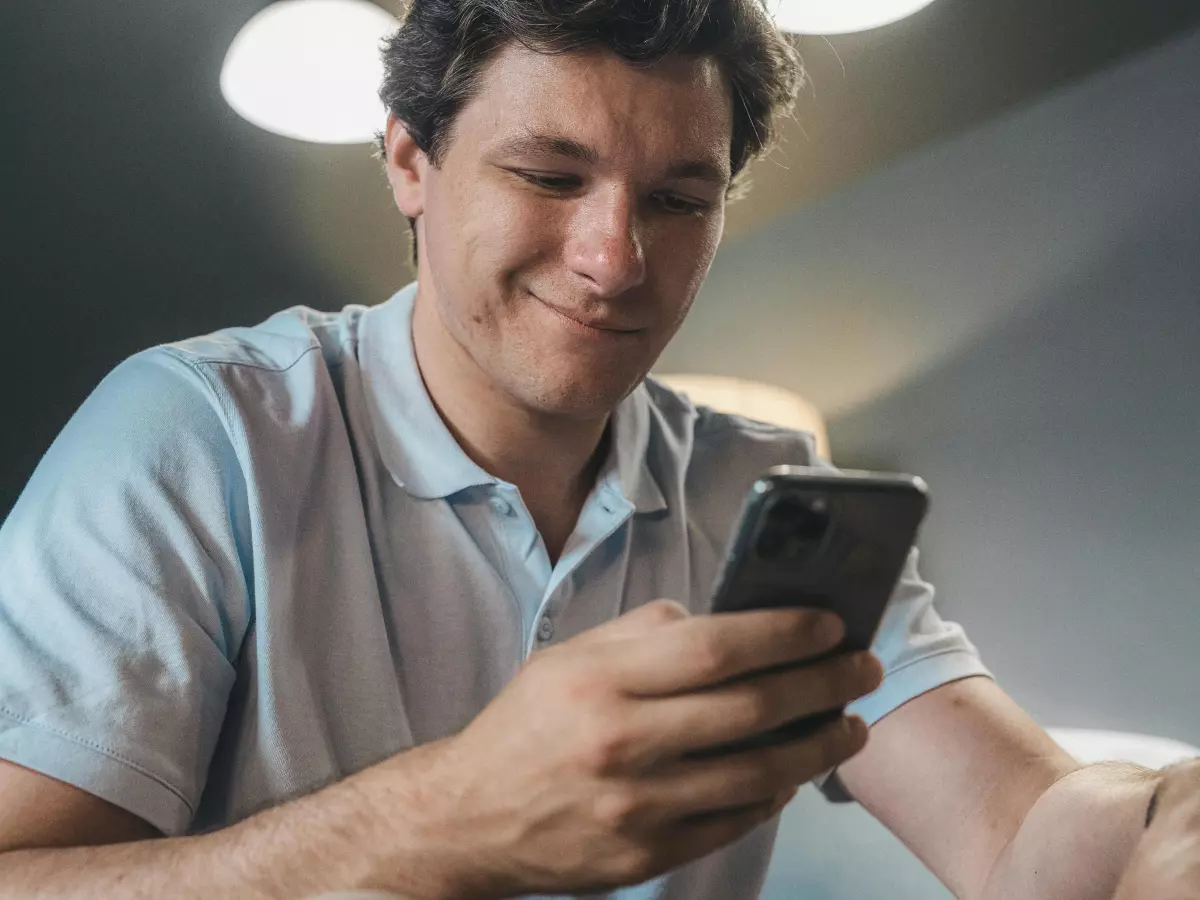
[
  {"x1": 0, "y1": 744, "x2": 460, "y2": 899},
  {"x1": 0, "y1": 760, "x2": 160, "y2": 852},
  {"x1": 837, "y1": 675, "x2": 1159, "y2": 900}
]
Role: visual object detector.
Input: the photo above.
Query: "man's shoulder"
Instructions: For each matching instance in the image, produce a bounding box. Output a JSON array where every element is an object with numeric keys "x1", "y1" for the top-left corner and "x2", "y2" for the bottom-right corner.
[
  {"x1": 157, "y1": 303, "x2": 370, "y2": 377},
  {"x1": 96, "y1": 302, "x2": 377, "y2": 466}
]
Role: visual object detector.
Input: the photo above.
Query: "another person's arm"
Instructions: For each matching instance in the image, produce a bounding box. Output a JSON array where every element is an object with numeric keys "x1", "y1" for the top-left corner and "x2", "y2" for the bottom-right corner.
[
  {"x1": 1110, "y1": 759, "x2": 1200, "y2": 900},
  {"x1": 834, "y1": 673, "x2": 1172, "y2": 900}
]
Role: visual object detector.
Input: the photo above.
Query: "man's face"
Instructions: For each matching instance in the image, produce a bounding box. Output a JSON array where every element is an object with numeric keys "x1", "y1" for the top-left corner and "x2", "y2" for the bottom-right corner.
[{"x1": 398, "y1": 43, "x2": 733, "y2": 419}]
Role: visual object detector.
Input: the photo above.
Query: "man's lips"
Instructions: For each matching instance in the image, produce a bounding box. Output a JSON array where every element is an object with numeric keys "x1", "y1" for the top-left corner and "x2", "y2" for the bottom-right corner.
[{"x1": 532, "y1": 293, "x2": 644, "y2": 334}]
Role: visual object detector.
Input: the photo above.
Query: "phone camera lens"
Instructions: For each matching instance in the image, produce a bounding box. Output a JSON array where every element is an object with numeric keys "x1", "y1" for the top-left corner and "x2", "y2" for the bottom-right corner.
[
  {"x1": 756, "y1": 496, "x2": 830, "y2": 561},
  {"x1": 756, "y1": 528, "x2": 785, "y2": 560}
]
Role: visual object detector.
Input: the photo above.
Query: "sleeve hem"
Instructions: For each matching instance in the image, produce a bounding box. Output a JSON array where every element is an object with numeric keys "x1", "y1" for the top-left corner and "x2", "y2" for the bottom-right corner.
[
  {"x1": 0, "y1": 707, "x2": 194, "y2": 836},
  {"x1": 851, "y1": 648, "x2": 993, "y2": 728}
]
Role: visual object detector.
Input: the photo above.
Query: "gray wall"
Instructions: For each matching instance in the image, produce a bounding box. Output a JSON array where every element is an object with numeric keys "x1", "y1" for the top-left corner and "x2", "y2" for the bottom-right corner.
[{"x1": 657, "y1": 26, "x2": 1200, "y2": 900}]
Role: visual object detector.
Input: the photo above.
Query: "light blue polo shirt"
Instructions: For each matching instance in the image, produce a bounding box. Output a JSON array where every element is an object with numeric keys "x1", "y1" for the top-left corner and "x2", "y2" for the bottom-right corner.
[{"x1": 0, "y1": 282, "x2": 990, "y2": 899}]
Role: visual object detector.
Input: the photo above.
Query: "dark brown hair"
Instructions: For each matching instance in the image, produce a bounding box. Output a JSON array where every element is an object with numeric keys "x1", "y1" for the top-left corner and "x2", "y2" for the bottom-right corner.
[{"x1": 374, "y1": 0, "x2": 803, "y2": 262}]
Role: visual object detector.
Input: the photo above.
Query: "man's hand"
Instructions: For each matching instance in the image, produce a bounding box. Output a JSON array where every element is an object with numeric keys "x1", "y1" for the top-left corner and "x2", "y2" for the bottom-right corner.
[
  {"x1": 1113, "y1": 759, "x2": 1200, "y2": 900},
  {"x1": 395, "y1": 599, "x2": 882, "y2": 899}
]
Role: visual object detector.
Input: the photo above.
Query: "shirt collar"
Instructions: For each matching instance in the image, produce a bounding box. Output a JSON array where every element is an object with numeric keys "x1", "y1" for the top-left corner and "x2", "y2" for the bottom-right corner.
[{"x1": 360, "y1": 282, "x2": 667, "y2": 514}]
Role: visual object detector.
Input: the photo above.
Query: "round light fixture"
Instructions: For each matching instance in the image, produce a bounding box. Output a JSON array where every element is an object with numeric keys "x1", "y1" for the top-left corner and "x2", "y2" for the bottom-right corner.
[
  {"x1": 768, "y1": 0, "x2": 940, "y2": 35},
  {"x1": 1047, "y1": 728, "x2": 1200, "y2": 769},
  {"x1": 220, "y1": 0, "x2": 399, "y2": 144}
]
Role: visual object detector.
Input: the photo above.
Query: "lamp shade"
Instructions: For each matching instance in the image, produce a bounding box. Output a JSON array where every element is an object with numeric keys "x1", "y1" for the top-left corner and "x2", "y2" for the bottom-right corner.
[
  {"x1": 220, "y1": 0, "x2": 399, "y2": 144},
  {"x1": 654, "y1": 374, "x2": 830, "y2": 460},
  {"x1": 768, "y1": 0, "x2": 940, "y2": 34}
]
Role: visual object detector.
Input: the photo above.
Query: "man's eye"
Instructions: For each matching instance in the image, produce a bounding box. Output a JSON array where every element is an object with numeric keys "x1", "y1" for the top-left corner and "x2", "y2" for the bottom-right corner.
[
  {"x1": 517, "y1": 172, "x2": 579, "y2": 191},
  {"x1": 655, "y1": 193, "x2": 709, "y2": 215}
]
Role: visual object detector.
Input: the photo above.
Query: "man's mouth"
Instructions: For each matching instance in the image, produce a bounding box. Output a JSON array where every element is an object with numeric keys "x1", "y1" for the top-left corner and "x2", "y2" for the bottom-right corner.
[{"x1": 531, "y1": 292, "x2": 644, "y2": 335}]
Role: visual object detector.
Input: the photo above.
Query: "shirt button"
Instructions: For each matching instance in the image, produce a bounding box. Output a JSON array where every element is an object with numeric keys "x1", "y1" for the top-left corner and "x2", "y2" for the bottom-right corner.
[
  {"x1": 489, "y1": 496, "x2": 512, "y2": 516},
  {"x1": 537, "y1": 616, "x2": 555, "y2": 642}
]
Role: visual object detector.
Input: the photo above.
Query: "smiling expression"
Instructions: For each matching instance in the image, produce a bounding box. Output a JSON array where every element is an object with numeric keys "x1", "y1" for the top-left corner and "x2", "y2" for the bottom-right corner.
[{"x1": 394, "y1": 43, "x2": 735, "y2": 420}]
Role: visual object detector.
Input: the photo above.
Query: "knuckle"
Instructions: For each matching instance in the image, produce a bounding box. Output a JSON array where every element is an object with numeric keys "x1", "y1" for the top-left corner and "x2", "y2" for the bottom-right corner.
[
  {"x1": 644, "y1": 598, "x2": 690, "y2": 624},
  {"x1": 731, "y1": 685, "x2": 775, "y2": 732},
  {"x1": 693, "y1": 630, "x2": 734, "y2": 677},
  {"x1": 593, "y1": 786, "x2": 643, "y2": 832},
  {"x1": 558, "y1": 654, "x2": 617, "y2": 704},
  {"x1": 618, "y1": 843, "x2": 660, "y2": 882},
  {"x1": 578, "y1": 720, "x2": 634, "y2": 775},
  {"x1": 559, "y1": 668, "x2": 602, "y2": 705}
]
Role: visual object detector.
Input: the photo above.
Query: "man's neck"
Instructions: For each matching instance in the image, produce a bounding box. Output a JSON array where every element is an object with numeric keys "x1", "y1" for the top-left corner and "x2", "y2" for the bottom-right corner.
[{"x1": 410, "y1": 290, "x2": 610, "y2": 562}]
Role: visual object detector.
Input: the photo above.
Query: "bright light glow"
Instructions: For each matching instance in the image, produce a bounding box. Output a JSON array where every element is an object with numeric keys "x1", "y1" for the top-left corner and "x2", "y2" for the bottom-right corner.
[
  {"x1": 220, "y1": 0, "x2": 399, "y2": 144},
  {"x1": 654, "y1": 374, "x2": 830, "y2": 459},
  {"x1": 1048, "y1": 728, "x2": 1200, "y2": 769},
  {"x1": 768, "y1": 0, "x2": 940, "y2": 35}
]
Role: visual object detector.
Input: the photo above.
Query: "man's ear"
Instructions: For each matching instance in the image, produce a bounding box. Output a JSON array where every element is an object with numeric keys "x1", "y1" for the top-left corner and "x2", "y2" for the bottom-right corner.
[{"x1": 384, "y1": 113, "x2": 426, "y2": 219}]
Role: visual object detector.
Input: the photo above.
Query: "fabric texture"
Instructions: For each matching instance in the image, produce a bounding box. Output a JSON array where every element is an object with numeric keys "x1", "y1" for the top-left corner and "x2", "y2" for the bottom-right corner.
[{"x1": 0, "y1": 282, "x2": 991, "y2": 899}]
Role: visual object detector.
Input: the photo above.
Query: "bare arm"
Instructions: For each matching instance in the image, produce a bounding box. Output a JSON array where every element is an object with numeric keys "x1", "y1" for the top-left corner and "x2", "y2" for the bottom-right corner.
[
  {"x1": 1111, "y1": 759, "x2": 1200, "y2": 900},
  {"x1": 836, "y1": 675, "x2": 1158, "y2": 900},
  {"x1": 981, "y1": 760, "x2": 1160, "y2": 900},
  {"x1": 0, "y1": 744, "x2": 465, "y2": 900},
  {"x1": 0, "y1": 759, "x2": 161, "y2": 852}
]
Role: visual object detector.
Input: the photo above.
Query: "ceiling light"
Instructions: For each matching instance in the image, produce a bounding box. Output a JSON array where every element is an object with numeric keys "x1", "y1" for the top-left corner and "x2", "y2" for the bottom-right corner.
[
  {"x1": 220, "y1": 0, "x2": 399, "y2": 144},
  {"x1": 1047, "y1": 728, "x2": 1200, "y2": 769},
  {"x1": 768, "y1": 0, "x2": 940, "y2": 35}
]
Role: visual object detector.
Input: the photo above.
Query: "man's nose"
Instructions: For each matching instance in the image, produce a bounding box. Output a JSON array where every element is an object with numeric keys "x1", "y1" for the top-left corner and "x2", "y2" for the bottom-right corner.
[{"x1": 565, "y1": 187, "x2": 647, "y2": 298}]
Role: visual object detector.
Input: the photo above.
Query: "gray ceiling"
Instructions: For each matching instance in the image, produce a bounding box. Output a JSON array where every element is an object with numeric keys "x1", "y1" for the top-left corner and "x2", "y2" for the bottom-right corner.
[{"x1": 4, "y1": 0, "x2": 1200, "y2": 515}]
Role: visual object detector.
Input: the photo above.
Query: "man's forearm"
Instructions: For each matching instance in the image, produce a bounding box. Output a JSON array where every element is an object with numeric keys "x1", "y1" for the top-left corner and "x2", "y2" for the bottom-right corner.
[
  {"x1": 982, "y1": 761, "x2": 1161, "y2": 900},
  {"x1": 0, "y1": 740, "x2": 476, "y2": 900}
]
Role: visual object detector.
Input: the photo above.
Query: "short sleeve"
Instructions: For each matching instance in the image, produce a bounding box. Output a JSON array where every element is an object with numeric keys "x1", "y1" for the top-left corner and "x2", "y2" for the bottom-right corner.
[
  {"x1": 815, "y1": 548, "x2": 992, "y2": 803},
  {"x1": 0, "y1": 349, "x2": 252, "y2": 835}
]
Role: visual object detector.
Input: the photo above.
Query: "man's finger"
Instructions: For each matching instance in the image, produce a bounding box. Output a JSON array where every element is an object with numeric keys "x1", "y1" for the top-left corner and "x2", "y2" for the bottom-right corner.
[
  {"x1": 567, "y1": 599, "x2": 692, "y2": 648},
  {"x1": 604, "y1": 607, "x2": 846, "y2": 697}
]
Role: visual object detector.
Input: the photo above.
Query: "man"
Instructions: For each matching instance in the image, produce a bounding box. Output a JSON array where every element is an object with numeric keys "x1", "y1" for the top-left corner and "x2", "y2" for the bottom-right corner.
[{"x1": 0, "y1": 0, "x2": 1195, "y2": 897}]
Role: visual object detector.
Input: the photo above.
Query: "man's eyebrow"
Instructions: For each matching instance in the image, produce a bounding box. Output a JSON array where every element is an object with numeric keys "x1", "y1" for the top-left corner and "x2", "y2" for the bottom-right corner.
[
  {"x1": 493, "y1": 132, "x2": 730, "y2": 186},
  {"x1": 493, "y1": 133, "x2": 601, "y2": 166},
  {"x1": 662, "y1": 159, "x2": 730, "y2": 187}
]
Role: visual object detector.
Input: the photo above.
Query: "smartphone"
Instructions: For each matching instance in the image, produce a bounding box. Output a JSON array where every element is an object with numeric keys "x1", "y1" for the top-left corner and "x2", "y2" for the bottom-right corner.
[{"x1": 693, "y1": 465, "x2": 929, "y2": 757}]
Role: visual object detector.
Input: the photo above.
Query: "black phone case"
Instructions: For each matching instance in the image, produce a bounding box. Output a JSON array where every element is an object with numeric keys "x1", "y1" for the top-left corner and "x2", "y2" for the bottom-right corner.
[{"x1": 690, "y1": 465, "x2": 929, "y2": 758}]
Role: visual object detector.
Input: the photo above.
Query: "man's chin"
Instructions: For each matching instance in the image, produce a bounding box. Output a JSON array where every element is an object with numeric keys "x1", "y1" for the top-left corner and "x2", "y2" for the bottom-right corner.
[{"x1": 516, "y1": 375, "x2": 640, "y2": 421}]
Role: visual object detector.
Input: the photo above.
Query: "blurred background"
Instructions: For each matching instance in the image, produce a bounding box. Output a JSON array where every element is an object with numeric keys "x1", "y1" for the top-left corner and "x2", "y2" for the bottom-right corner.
[{"x1": 4, "y1": 0, "x2": 1200, "y2": 896}]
